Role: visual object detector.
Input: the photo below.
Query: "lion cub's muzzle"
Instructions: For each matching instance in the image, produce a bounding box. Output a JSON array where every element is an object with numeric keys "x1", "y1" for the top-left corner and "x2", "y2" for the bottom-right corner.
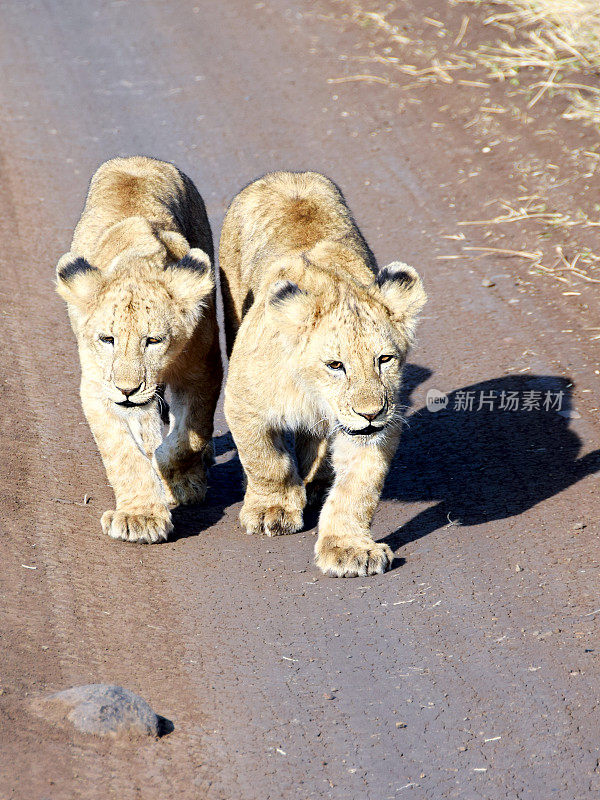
[
  {"x1": 110, "y1": 381, "x2": 158, "y2": 409},
  {"x1": 115, "y1": 397, "x2": 154, "y2": 409},
  {"x1": 343, "y1": 422, "x2": 386, "y2": 437},
  {"x1": 341, "y1": 399, "x2": 391, "y2": 436}
]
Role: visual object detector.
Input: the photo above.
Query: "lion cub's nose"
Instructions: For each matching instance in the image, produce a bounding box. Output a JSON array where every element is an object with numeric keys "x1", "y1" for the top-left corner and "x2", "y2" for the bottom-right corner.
[
  {"x1": 116, "y1": 382, "x2": 143, "y2": 398},
  {"x1": 354, "y1": 404, "x2": 386, "y2": 422}
]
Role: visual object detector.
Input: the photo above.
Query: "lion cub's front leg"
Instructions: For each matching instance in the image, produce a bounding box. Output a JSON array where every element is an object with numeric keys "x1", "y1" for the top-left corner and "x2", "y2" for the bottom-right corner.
[
  {"x1": 314, "y1": 433, "x2": 398, "y2": 577},
  {"x1": 82, "y1": 386, "x2": 172, "y2": 543},
  {"x1": 226, "y1": 403, "x2": 306, "y2": 536},
  {"x1": 153, "y1": 352, "x2": 221, "y2": 507}
]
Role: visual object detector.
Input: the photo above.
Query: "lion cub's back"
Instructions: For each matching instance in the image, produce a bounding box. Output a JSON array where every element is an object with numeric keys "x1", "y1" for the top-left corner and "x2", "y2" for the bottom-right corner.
[
  {"x1": 226, "y1": 171, "x2": 358, "y2": 276},
  {"x1": 73, "y1": 156, "x2": 213, "y2": 260},
  {"x1": 219, "y1": 170, "x2": 372, "y2": 354}
]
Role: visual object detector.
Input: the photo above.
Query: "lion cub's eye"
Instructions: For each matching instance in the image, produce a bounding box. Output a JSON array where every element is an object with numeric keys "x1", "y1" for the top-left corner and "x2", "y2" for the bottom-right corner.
[
  {"x1": 326, "y1": 360, "x2": 345, "y2": 372},
  {"x1": 99, "y1": 335, "x2": 114, "y2": 345},
  {"x1": 379, "y1": 355, "x2": 394, "y2": 365},
  {"x1": 146, "y1": 337, "x2": 164, "y2": 346}
]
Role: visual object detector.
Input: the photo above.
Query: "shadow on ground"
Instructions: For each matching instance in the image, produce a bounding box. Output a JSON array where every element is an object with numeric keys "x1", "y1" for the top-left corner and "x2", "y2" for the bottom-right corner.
[
  {"x1": 382, "y1": 364, "x2": 600, "y2": 552},
  {"x1": 157, "y1": 715, "x2": 175, "y2": 737},
  {"x1": 170, "y1": 363, "x2": 599, "y2": 548},
  {"x1": 169, "y1": 431, "x2": 243, "y2": 542}
]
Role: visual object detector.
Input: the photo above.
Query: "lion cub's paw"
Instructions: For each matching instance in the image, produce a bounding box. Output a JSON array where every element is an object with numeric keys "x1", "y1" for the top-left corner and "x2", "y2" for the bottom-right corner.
[
  {"x1": 101, "y1": 508, "x2": 173, "y2": 544},
  {"x1": 315, "y1": 536, "x2": 394, "y2": 577},
  {"x1": 162, "y1": 469, "x2": 207, "y2": 508},
  {"x1": 153, "y1": 452, "x2": 209, "y2": 508},
  {"x1": 240, "y1": 502, "x2": 303, "y2": 537}
]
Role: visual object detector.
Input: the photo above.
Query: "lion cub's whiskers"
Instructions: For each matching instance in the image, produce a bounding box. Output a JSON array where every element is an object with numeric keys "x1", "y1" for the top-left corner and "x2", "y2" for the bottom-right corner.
[
  {"x1": 390, "y1": 409, "x2": 410, "y2": 429},
  {"x1": 307, "y1": 417, "x2": 330, "y2": 434},
  {"x1": 155, "y1": 392, "x2": 168, "y2": 414}
]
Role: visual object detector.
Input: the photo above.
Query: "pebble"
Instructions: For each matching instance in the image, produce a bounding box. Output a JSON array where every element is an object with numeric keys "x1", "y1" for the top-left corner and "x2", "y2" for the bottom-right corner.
[
  {"x1": 573, "y1": 521, "x2": 586, "y2": 530},
  {"x1": 42, "y1": 684, "x2": 165, "y2": 737},
  {"x1": 481, "y1": 278, "x2": 495, "y2": 287},
  {"x1": 323, "y1": 692, "x2": 336, "y2": 701},
  {"x1": 558, "y1": 409, "x2": 582, "y2": 419}
]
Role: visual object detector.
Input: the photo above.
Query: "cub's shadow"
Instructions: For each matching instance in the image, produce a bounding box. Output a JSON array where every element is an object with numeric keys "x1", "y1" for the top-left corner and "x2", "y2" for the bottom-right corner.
[
  {"x1": 171, "y1": 364, "x2": 599, "y2": 546},
  {"x1": 169, "y1": 430, "x2": 243, "y2": 541},
  {"x1": 383, "y1": 364, "x2": 600, "y2": 551}
]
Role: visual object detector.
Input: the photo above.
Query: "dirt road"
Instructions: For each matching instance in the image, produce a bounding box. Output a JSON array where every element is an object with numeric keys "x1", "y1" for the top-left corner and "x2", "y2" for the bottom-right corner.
[{"x1": 1, "y1": 1, "x2": 599, "y2": 798}]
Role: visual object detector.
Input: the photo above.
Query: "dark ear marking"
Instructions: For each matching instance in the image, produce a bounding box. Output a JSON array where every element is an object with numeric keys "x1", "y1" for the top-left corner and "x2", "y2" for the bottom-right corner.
[
  {"x1": 171, "y1": 252, "x2": 209, "y2": 274},
  {"x1": 376, "y1": 265, "x2": 415, "y2": 289},
  {"x1": 270, "y1": 280, "x2": 303, "y2": 306},
  {"x1": 58, "y1": 257, "x2": 97, "y2": 283}
]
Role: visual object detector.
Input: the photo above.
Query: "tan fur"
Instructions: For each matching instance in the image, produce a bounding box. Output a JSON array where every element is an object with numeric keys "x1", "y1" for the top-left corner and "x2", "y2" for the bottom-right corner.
[
  {"x1": 56, "y1": 156, "x2": 222, "y2": 543},
  {"x1": 220, "y1": 171, "x2": 426, "y2": 577}
]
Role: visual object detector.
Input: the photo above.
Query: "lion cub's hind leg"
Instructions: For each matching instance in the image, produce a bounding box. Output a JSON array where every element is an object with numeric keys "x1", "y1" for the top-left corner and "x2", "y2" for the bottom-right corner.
[
  {"x1": 295, "y1": 431, "x2": 333, "y2": 507},
  {"x1": 155, "y1": 440, "x2": 214, "y2": 509},
  {"x1": 153, "y1": 380, "x2": 218, "y2": 508},
  {"x1": 153, "y1": 344, "x2": 223, "y2": 506}
]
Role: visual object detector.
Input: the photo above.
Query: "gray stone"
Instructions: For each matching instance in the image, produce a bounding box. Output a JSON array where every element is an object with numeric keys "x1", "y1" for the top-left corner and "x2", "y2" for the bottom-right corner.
[
  {"x1": 481, "y1": 278, "x2": 495, "y2": 287},
  {"x1": 44, "y1": 684, "x2": 166, "y2": 737},
  {"x1": 558, "y1": 408, "x2": 582, "y2": 419}
]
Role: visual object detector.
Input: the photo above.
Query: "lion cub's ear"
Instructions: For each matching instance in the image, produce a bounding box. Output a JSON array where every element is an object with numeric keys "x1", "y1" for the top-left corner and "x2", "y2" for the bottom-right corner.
[
  {"x1": 163, "y1": 248, "x2": 214, "y2": 319},
  {"x1": 266, "y1": 280, "x2": 311, "y2": 335},
  {"x1": 376, "y1": 262, "x2": 427, "y2": 333},
  {"x1": 159, "y1": 230, "x2": 193, "y2": 261},
  {"x1": 55, "y1": 253, "x2": 103, "y2": 306}
]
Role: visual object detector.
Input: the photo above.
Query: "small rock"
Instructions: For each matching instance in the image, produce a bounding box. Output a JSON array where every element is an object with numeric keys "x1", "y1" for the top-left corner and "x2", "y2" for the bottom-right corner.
[
  {"x1": 323, "y1": 693, "x2": 335, "y2": 701},
  {"x1": 515, "y1": 564, "x2": 523, "y2": 572},
  {"x1": 395, "y1": 721, "x2": 407, "y2": 728},
  {"x1": 573, "y1": 521, "x2": 586, "y2": 530},
  {"x1": 481, "y1": 278, "x2": 495, "y2": 288},
  {"x1": 39, "y1": 684, "x2": 169, "y2": 738},
  {"x1": 558, "y1": 409, "x2": 581, "y2": 419}
]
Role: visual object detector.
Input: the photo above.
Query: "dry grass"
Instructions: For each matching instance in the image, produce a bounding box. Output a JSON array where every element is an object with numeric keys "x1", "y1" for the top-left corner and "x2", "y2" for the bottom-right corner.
[
  {"x1": 457, "y1": 0, "x2": 600, "y2": 127},
  {"x1": 333, "y1": 0, "x2": 600, "y2": 287},
  {"x1": 351, "y1": 7, "x2": 411, "y2": 45}
]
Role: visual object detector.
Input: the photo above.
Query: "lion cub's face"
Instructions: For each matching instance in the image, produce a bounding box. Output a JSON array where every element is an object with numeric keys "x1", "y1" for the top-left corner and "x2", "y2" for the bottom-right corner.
[
  {"x1": 269, "y1": 263, "x2": 426, "y2": 437},
  {"x1": 56, "y1": 252, "x2": 213, "y2": 408}
]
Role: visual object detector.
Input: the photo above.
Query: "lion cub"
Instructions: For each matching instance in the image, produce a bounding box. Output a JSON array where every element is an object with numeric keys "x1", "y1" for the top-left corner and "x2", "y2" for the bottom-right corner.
[
  {"x1": 56, "y1": 156, "x2": 222, "y2": 543},
  {"x1": 220, "y1": 171, "x2": 426, "y2": 577}
]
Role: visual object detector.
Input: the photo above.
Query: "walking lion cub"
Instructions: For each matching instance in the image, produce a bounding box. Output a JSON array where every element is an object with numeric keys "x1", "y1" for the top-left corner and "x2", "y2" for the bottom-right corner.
[
  {"x1": 56, "y1": 156, "x2": 222, "y2": 543},
  {"x1": 220, "y1": 171, "x2": 426, "y2": 577}
]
